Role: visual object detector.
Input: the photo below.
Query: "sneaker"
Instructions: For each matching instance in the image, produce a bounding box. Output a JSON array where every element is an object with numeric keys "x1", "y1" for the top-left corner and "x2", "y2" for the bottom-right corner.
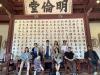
[
  {"x1": 72, "y1": 73, "x2": 78, "y2": 75},
  {"x1": 34, "y1": 71, "x2": 36, "y2": 75},
  {"x1": 93, "y1": 72, "x2": 98, "y2": 75},
  {"x1": 56, "y1": 71, "x2": 60, "y2": 75}
]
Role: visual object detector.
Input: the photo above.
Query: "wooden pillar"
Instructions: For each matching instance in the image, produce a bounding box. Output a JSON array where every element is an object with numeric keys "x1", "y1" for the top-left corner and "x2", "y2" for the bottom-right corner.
[
  {"x1": 84, "y1": 13, "x2": 92, "y2": 47},
  {"x1": 6, "y1": 15, "x2": 14, "y2": 75},
  {"x1": 6, "y1": 15, "x2": 14, "y2": 53}
]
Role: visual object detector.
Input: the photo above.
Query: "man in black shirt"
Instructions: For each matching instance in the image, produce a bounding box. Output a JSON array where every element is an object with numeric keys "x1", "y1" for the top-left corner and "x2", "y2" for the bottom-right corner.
[
  {"x1": 85, "y1": 45, "x2": 99, "y2": 75},
  {"x1": 64, "y1": 47, "x2": 77, "y2": 75}
]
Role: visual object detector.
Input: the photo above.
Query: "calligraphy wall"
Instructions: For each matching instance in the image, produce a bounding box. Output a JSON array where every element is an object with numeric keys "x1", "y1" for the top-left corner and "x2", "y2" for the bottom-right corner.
[
  {"x1": 24, "y1": 0, "x2": 72, "y2": 14},
  {"x1": 12, "y1": 18, "x2": 87, "y2": 59}
]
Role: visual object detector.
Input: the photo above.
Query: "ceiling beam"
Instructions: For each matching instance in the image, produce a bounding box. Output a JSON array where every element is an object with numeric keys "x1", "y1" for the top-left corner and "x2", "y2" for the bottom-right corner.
[
  {"x1": 73, "y1": 0, "x2": 89, "y2": 4},
  {"x1": 0, "y1": 13, "x2": 100, "y2": 23},
  {"x1": 0, "y1": 15, "x2": 9, "y2": 22},
  {"x1": 0, "y1": 0, "x2": 14, "y2": 14},
  {"x1": 89, "y1": 13, "x2": 100, "y2": 20}
]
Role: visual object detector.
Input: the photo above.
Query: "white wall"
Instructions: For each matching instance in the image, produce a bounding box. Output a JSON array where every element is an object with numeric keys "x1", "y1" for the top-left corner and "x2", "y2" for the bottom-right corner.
[
  {"x1": 90, "y1": 22, "x2": 100, "y2": 39},
  {"x1": 89, "y1": 22, "x2": 100, "y2": 58},
  {"x1": 0, "y1": 24, "x2": 9, "y2": 59},
  {"x1": 0, "y1": 24, "x2": 9, "y2": 43}
]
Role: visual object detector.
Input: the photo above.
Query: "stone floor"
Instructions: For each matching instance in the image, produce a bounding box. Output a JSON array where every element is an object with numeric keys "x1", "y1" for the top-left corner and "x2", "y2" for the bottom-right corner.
[{"x1": 1, "y1": 71, "x2": 100, "y2": 75}]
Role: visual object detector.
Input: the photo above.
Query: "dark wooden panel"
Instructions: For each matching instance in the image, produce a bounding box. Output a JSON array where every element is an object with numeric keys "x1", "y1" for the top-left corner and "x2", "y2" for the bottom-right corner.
[
  {"x1": 14, "y1": 13, "x2": 85, "y2": 19},
  {"x1": 89, "y1": 13, "x2": 100, "y2": 20},
  {"x1": 6, "y1": 15, "x2": 14, "y2": 53},
  {"x1": 0, "y1": 7, "x2": 7, "y2": 15},
  {"x1": 98, "y1": 33, "x2": 100, "y2": 45},
  {"x1": 0, "y1": 0, "x2": 14, "y2": 14},
  {"x1": 0, "y1": 36, "x2": 2, "y2": 49},
  {"x1": 84, "y1": 14, "x2": 92, "y2": 47},
  {"x1": 73, "y1": 0, "x2": 89, "y2": 4},
  {"x1": 0, "y1": 15, "x2": 9, "y2": 22}
]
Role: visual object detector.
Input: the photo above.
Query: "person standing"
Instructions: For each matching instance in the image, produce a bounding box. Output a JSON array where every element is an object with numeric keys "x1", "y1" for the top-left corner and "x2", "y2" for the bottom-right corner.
[
  {"x1": 44, "y1": 40, "x2": 53, "y2": 75},
  {"x1": 32, "y1": 43, "x2": 39, "y2": 60},
  {"x1": 61, "y1": 40, "x2": 68, "y2": 54},
  {"x1": 44, "y1": 40, "x2": 52, "y2": 59},
  {"x1": 53, "y1": 41, "x2": 59, "y2": 51}
]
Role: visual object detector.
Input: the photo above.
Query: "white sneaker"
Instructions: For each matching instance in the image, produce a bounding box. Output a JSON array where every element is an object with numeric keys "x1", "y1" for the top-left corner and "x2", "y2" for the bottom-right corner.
[
  {"x1": 34, "y1": 71, "x2": 36, "y2": 75},
  {"x1": 56, "y1": 71, "x2": 60, "y2": 75},
  {"x1": 72, "y1": 73, "x2": 78, "y2": 75},
  {"x1": 94, "y1": 72, "x2": 98, "y2": 75}
]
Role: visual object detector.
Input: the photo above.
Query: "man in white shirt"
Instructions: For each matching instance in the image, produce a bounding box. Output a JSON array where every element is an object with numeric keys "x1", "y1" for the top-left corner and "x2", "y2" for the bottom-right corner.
[{"x1": 61, "y1": 40, "x2": 68, "y2": 54}]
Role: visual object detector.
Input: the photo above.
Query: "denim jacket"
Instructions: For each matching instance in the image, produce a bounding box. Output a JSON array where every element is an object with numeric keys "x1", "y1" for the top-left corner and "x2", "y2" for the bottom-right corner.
[{"x1": 20, "y1": 52, "x2": 31, "y2": 61}]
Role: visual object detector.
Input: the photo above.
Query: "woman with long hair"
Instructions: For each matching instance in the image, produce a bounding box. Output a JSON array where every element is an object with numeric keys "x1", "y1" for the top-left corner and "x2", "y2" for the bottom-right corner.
[
  {"x1": 18, "y1": 47, "x2": 31, "y2": 75},
  {"x1": 53, "y1": 41, "x2": 63, "y2": 75}
]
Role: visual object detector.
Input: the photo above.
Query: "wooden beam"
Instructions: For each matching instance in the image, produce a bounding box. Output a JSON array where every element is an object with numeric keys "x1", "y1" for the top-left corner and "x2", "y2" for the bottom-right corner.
[
  {"x1": 0, "y1": 15, "x2": 9, "y2": 22},
  {"x1": 88, "y1": 0, "x2": 96, "y2": 7},
  {"x1": 73, "y1": 5, "x2": 87, "y2": 9},
  {"x1": 14, "y1": 13, "x2": 85, "y2": 19},
  {"x1": 0, "y1": 12, "x2": 100, "y2": 23},
  {"x1": 89, "y1": 12, "x2": 100, "y2": 20},
  {"x1": 87, "y1": 8, "x2": 93, "y2": 16},
  {"x1": 6, "y1": 15, "x2": 14, "y2": 75},
  {"x1": 73, "y1": 0, "x2": 89, "y2": 4},
  {"x1": 84, "y1": 13, "x2": 92, "y2": 47},
  {"x1": 0, "y1": 0, "x2": 14, "y2": 14},
  {"x1": 6, "y1": 15, "x2": 14, "y2": 53}
]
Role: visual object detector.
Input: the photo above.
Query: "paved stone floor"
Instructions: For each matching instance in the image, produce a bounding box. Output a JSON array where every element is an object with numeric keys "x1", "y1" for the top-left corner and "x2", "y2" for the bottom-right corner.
[{"x1": 0, "y1": 71, "x2": 100, "y2": 75}]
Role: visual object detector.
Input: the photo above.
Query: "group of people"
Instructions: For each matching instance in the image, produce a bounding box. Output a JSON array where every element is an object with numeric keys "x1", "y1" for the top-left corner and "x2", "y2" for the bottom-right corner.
[{"x1": 18, "y1": 40, "x2": 100, "y2": 75}]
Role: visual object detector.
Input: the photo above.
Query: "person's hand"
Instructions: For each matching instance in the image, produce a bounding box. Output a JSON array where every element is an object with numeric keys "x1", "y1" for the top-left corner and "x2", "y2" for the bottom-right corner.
[
  {"x1": 98, "y1": 60, "x2": 100, "y2": 64},
  {"x1": 31, "y1": 64, "x2": 34, "y2": 67},
  {"x1": 70, "y1": 59, "x2": 74, "y2": 61},
  {"x1": 88, "y1": 58, "x2": 91, "y2": 60},
  {"x1": 64, "y1": 56, "x2": 67, "y2": 59},
  {"x1": 41, "y1": 67, "x2": 44, "y2": 71},
  {"x1": 40, "y1": 65, "x2": 44, "y2": 71}
]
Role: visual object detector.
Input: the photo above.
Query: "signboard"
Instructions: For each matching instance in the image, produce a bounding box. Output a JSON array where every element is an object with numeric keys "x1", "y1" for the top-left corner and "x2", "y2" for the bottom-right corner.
[{"x1": 24, "y1": 0, "x2": 72, "y2": 14}]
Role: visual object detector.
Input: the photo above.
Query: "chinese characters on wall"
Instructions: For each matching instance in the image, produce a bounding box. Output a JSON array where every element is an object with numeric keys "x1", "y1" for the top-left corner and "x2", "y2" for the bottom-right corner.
[
  {"x1": 24, "y1": 0, "x2": 72, "y2": 14},
  {"x1": 12, "y1": 19, "x2": 87, "y2": 59}
]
